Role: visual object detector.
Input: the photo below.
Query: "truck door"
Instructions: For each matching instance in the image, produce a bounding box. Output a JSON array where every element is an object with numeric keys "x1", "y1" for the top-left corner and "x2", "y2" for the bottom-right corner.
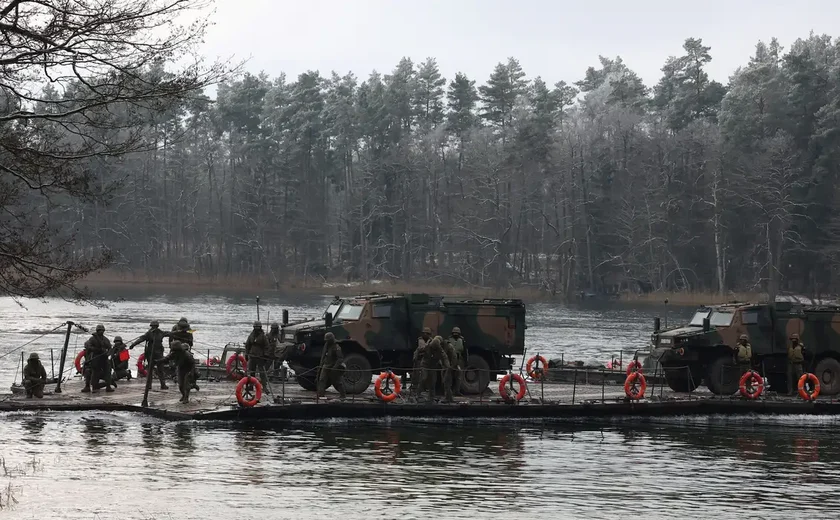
[{"x1": 368, "y1": 300, "x2": 409, "y2": 353}]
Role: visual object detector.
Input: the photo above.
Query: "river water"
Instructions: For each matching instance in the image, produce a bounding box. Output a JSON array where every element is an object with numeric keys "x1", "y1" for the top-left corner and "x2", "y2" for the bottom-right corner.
[{"x1": 0, "y1": 290, "x2": 838, "y2": 519}]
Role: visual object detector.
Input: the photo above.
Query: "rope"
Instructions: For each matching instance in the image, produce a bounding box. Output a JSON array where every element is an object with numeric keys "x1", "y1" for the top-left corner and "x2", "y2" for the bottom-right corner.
[{"x1": 0, "y1": 323, "x2": 67, "y2": 362}]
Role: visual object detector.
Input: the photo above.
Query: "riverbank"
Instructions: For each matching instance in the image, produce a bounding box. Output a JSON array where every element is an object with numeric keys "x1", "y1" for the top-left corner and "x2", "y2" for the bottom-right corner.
[{"x1": 621, "y1": 291, "x2": 765, "y2": 306}]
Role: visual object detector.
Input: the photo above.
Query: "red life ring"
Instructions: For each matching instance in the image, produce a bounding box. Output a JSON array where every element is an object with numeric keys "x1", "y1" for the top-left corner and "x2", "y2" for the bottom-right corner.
[
  {"x1": 226, "y1": 353, "x2": 247, "y2": 379},
  {"x1": 74, "y1": 350, "x2": 86, "y2": 374},
  {"x1": 374, "y1": 372, "x2": 401, "y2": 402},
  {"x1": 235, "y1": 376, "x2": 262, "y2": 407},
  {"x1": 526, "y1": 355, "x2": 549, "y2": 380},
  {"x1": 498, "y1": 374, "x2": 527, "y2": 402},
  {"x1": 798, "y1": 373, "x2": 820, "y2": 401},
  {"x1": 204, "y1": 356, "x2": 220, "y2": 366},
  {"x1": 739, "y1": 370, "x2": 764, "y2": 399},
  {"x1": 625, "y1": 360, "x2": 643, "y2": 376},
  {"x1": 136, "y1": 353, "x2": 148, "y2": 377},
  {"x1": 624, "y1": 372, "x2": 647, "y2": 400}
]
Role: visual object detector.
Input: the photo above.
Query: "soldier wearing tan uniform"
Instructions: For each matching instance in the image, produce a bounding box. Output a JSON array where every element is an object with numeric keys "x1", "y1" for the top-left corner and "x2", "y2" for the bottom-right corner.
[
  {"x1": 734, "y1": 334, "x2": 752, "y2": 374},
  {"x1": 787, "y1": 333, "x2": 805, "y2": 395},
  {"x1": 411, "y1": 327, "x2": 432, "y2": 397}
]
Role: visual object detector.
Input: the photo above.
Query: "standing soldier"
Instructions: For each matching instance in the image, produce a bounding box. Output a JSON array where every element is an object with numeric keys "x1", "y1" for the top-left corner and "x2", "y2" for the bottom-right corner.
[
  {"x1": 245, "y1": 321, "x2": 271, "y2": 389},
  {"x1": 267, "y1": 323, "x2": 288, "y2": 380},
  {"x1": 411, "y1": 327, "x2": 432, "y2": 397},
  {"x1": 447, "y1": 327, "x2": 467, "y2": 395},
  {"x1": 111, "y1": 336, "x2": 132, "y2": 382},
  {"x1": 420, "y1": 336, "x2": 450, "y2": 403},
  {"x1": 128, "y1": 320, "x2": 169, "y2": 390},
  {"x1": 23, "y1": 353, "x2": 47, "y2": 399},
  {"x1": 440, "y1": 336, "x2": 457, "y2": 403},
  {"x1": 733, "y1": 334, "x2": 752, "y2": 375},
  {"x1": 160, "y1": 341, "x2": 197, "y2": 404},
  {"x1": 317, "y1": 332, "x2": 346, "y2": 399},
  {"x1": 787, "y1": 333, "x2": 805, "y2": 395},
  {"x1": 170, "y1": 318, "x2": 199, "y2": 391},
  {"x1": 84, "y1": 324, "x2": 114, "y2": 393}
]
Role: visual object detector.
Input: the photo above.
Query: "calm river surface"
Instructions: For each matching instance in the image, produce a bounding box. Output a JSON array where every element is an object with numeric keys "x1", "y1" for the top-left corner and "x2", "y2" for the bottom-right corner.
[{"x1": 0, "y1": 289, "x2": 838, "y2": 519}]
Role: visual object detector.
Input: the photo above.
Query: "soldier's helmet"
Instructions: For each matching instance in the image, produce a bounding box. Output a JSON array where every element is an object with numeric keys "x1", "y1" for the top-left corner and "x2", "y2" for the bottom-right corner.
[
  {"x1": 253, "y1": 320, "x2": 262, "y2": 328},
  {"x1": 114, "y1": 336, "x2": 123, "y2": 343},
  {"x1": 739, "y1": 334, "x2": 748, "y2": 341},
  {"x1": 96, "y1": 324, "x2": 105, "y2": 332},
  {"x1": 324, "y1": 332, "x2": 336, "y2": 342},
  {"x1": 150, "y1": 320, "x2": 159, "y2": 328},
  {"x1": 171, "y1": 341, "x2": 183, "y2": 351},
  {"x1": 790, "y1": 333, "x2": 800, "y2": 340},
  {"x1": 422, "y1": 327, "x2": 432, "y2": 335},
  {"x1": 429, "y1": 337, "x2": 441, "y2": 348},
  {"x1": 178, "y1": 318, "x2": 189, "y2": 329},
  {"x1": 452, "y1": 327, "x2": 461, "y2": 335},
  {"x1": 434, "y1": 335, "x2": 444, "y2": 344},
  {"x1": 270, "y1": 322, "x2": 279, "y2": 330},
  {"x1": 28, "y1": 352, "x2": 39, "y2": 361}
]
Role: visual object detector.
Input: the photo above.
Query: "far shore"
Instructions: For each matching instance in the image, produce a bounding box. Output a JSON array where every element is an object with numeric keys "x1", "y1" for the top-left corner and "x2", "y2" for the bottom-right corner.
[{"x1": 80, "y1": 271, "x2": 765, "y2": 306}]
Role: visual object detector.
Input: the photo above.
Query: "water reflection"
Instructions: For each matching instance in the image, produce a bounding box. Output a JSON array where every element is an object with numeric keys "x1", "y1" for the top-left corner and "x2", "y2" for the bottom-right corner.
[{"x1": 20, "y1": 416, "x2": 46, "y2": 439}]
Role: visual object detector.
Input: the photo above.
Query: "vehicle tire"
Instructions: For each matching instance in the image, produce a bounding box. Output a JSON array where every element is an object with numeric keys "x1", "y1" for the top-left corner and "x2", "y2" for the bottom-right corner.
[
  {"x1": 341, "y1": 352, "x2": 373, "y2": 395},
  {"x1": 706, "y1": 355, "x2": 739, "y2": 395},
  {"x1": 814, "y1": 358, "x2": 840, "y2": 396},
  {"x1": 663, "y1": 365, "x2": 700, "y2": 392},
  {"x1": 461, "y1": 354, "x2": 491, "y2": 395},
  {"x1": 296, "y1": 373, "x2": 318, "y2": 391}
]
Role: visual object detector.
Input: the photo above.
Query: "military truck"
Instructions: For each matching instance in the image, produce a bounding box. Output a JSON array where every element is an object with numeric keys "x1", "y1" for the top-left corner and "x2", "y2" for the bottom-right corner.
[
  {"x1": 278, "y1": 293, "x2": 526, "y2": 395},
  {"x1": 650, "y1": 301, "x2": 840, "y2": 395}
]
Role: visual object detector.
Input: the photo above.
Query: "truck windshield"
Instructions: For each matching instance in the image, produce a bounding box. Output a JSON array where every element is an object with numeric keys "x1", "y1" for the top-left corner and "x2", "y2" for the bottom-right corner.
[
  {"x1": 710, "y1": 311, "x2": 734, "y2": 327},
  {"x1": 335, "y1": 303, "x2": 364, "y2": 321},
  {"x1": 689, "y1": 310, "x2": 711, "y2": 326},
  {"x1": 324, "y1": 302, "x2": 342, "y2": 320}
]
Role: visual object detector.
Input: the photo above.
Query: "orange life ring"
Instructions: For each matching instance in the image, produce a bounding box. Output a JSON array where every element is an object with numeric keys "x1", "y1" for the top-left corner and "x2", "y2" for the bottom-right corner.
[
  {"x1": 625, "y1": 360, "x2": 643, "y2": 376},
  {"x1": 739, "y1": 370, "x2": 764, "y2": 399},
  {"x1": 226, "y1": 353, "x2": 247, "y2": 379},
  {"x1": 136, "y1": 353, "x2": 148, "y2": 377},
  {"x1": 235, "y1": 376, "x2": 262, "y2": 407},
  {"x1": 374, "y1": 372, "x2": 401, "y2": 402},
  {"x1": 798, "y1": 373, "x2": 820, "y2": 401},
  {"x1": 498, "y1": 373, "x2": 527, "y2": 402},
  {"x1": 526, "y1": 355, "x2": 549, "y2": 380},
  {"x1": 74, "y1": 350, "x2": 86, "y2": 374},
  {"x1": 624, "y1": 372, "x2": 647, "y2": 400}
]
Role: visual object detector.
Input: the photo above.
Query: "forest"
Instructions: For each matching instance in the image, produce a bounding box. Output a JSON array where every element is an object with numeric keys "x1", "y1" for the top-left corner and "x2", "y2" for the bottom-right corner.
[{"x1": 65, "y1": 34, "x2": 840, "y2": 298}]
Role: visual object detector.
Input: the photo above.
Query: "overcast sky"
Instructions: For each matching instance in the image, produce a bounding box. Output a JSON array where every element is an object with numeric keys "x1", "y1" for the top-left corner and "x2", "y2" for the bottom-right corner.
[{"x1": 199, "y1": 0, "x2": 840, "y2": 88}]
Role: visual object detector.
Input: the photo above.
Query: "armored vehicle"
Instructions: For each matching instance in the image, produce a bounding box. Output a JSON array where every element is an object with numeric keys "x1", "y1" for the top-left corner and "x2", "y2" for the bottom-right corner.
[
  {"x1": 279, "y1": 293, "x2": 526, "y2": 395},
  {"x1": 651, "y1": 301, "x2": 840, "y2": 395}
]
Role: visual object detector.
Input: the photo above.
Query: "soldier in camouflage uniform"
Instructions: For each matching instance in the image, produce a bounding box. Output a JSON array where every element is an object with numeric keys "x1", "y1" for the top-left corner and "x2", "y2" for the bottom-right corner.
[
  {"x1": 160, "y1": 341, "x2": 197, "y2": 404},
  {"x1": 447, "y1": 327, "x2": 467, "y2": 395},
  {"x1": 419, "y1": 336, "x2": 450, "y2": 402},
  {"x1": 267, "y1": 323, "x2": 288, "y2": 380},
  {"x1": 23, "y1": 352, "x2": 47, "y2": 399},
  {"x1": 169, "y1": 318, "x2": 194, "y2": 348},
  {"x1": 128, "y1": 320, "x2": 169, "y2": 390},
  {"x1": 245, "y1": 321, "x2": 271, "y2": 389},
  {"x1": 410, "y1": 327, "x2": 432, "y2": 397},
  {"x1": 110, "y1": 336, "x2": 132, "y2": 382},
  {"x1": 440, "y1": 336, "x2": 456, "y2": 403},
  {"x1": 733, "y1": 334, "x2": 752, "y2": 375},
  {"x1": 84, "y1": 324, "x2": 114, "y2": 393},
  {"x1": 787, "y1": 333, "x2": 805, "y2": 395},
  {"x1": 317, "y1": 332, "x2": 346, "y2": 399}
]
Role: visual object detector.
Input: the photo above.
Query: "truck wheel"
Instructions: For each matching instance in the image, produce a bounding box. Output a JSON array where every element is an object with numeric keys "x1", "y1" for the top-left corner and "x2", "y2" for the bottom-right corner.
[
  {"x1": 815, "y1": 358, "x2": 840, "y2": 395},
  {"x1": 663, "y1": 366, "x2": 700, "y2": 392},
  {"x1": 461, "y1": 354, "x2": 491, "y2": 395},
  {"x1": 706, "y1": 355, "x2": 739, "y2": 395},
  {"x1": 341, "y1": 352, "x2": 373, "y2": 395},
  {"x1": 296, "y1": 373, "x2": 318, "y2": 391}
]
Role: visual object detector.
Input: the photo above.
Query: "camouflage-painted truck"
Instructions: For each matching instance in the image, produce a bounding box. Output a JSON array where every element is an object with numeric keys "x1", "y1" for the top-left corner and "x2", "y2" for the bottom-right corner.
[
  {"x1": 650, "y1": 301, "x2": 840, "y2": 395},
  {"x1": 278, "y1": 293, "x2": 526, "y2": 395}
]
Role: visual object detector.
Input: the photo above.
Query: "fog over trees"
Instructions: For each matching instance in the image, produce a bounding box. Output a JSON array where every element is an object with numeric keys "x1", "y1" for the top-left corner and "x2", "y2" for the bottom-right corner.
[{"x1": 6, "y1": 7, "x2": 840, "y2": 299}]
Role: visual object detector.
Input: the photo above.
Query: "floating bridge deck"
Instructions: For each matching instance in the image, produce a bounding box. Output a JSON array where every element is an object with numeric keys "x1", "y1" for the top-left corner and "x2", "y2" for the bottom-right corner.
[{"x1": 1, "y1": 376, "x2": 839, "y2": 422}]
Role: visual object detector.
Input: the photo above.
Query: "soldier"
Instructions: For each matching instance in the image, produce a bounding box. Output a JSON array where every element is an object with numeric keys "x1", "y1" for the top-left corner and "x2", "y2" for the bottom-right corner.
[
  {"x1": 316, "y1": 332, "x2": 346, "y2": 399},
  {"x1": 267, "y1": 323, "x2": 288, "y2": 380},
  {"x1": 245, "y1": 321, "x2": 271, "y2": 389},
  {"x1": 111, "y1": 336, "x2": 132, "y2": 382},
  {"x1": 84, "y1": 324, "x2": 114, "y2": 393},
  {"x1": 787, "y1": 333, "x2": 805, "y2": 395},
  {"x1": 23, "y1": 353, "x2": 47, "y2": 399},
  {"x1": 447, "y1": 327, "x2": 468, "y2": 395},
  {"x1": 170, "y1": 318, "x2": 199, "y2": 391},
  {"x1": 733, "y1": 334, "x2": 752, "y2": 375},
  {"x1": 160, "y1": 341, "x2": 197, "y2": 404},
  {"x1": 128, "y1": 320, "x2": 169, "y2": 390},
  {"x1": 411, "y1": 327, "x2": 432, "y2": 397},
  {"x1": 440, "y1": 336, "x2": 457, "y2": 403},
  {"x1": 419, "y1": 336, "x2": 450, "y2": 402}
]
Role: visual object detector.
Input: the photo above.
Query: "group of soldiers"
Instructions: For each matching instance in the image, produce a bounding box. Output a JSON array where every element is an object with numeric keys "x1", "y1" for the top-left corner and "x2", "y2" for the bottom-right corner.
[
  {"x1": 733, "y1": 332, "x2": 806, "y2": 395},
  {"x1": 410, "y1": 326, "x2": 468, "y2": 403}
]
